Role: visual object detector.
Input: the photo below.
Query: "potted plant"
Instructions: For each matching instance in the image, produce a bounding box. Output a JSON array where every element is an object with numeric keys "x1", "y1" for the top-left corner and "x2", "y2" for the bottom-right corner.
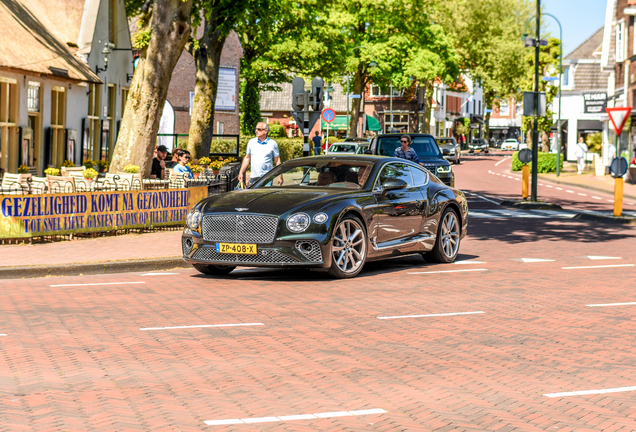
[
  {"x1": 209, "y1": 159, "x2": 223, "y2": 176},
  {"x1": 83, "y1": 167, "x2": 98, "y2": 186},
  {"x1": 83, "y1": 159, "x2": 96, "y2": 169},
  {"x1": 17, "y1": 165, "x2": 29, "y2": 174},
  {"x1": 198, "y1": 156, "x2": 211, "y2": 169},
  {"x1": 44, "y1": 167, "x2": 60, "y2": 176},
  {"x1": 188, "y1": 163, "x2": 203, "y2": 178},
  {"x1": 62, "y1": 160, "x2": 75, "y2": 168},
  {"x1": 124, "y1": 164, "x2": 140, "y2": 173},
  {"x1": 96, "y1": 160, "x2": 109, "y2": 173},
  {"x1": 222, "y1": 157, "x2": 237, "y2": 165}
]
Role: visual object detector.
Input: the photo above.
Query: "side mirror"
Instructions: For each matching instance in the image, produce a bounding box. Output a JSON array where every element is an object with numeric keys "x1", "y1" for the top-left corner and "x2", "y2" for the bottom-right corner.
[
  {"x1": 364, "y1": 149, "x2": 373, "y2": 155},
  {"x1": 376, "y1": 178, "x2": 407, "y2": 195}
]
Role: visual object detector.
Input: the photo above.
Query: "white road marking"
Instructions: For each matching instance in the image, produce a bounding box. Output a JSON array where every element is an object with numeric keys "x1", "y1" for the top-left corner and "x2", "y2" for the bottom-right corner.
[
  {"x1": 578, "y1": 193, "x2": 587, "y2": 196},
  {"x1": 592, "y1": 196, "x2": 602, "y2": 200},
  {"x1": 204, "y1": 409, "x2": 387, "y2": 426},
  {"x1": 408, "y1": 268, "x2": 488, "y2": 275},
  {"x1": 517, "y1": 258, "x2": 555, "y2": 263},
  {"x1": 454, "y1": 260, "x2": 487, "y2": 265},
  {"x1": 496, "y1": 173, "x2": 501, "y2": 176},
  {"x1": 140, "y1": 272, "x2": 180, "y2": 276},
  {"x1": 140, "y1": 323, "x2": 264, "y2": 331},
  {"x1": 0, "y1": 334, "x2": 7, "y2": 336},
  {"x1": 378, "y1": 311, "x2": 485, "y2": 320},
  {"x1": 464, "y1": 192, "x2": 500, "y2": 205},
  {"x1": 514, "y1": 177, "x2": 521, "y2": 181},
  {"x1": 544, "y1": 386, "x2": 636, "y2": 398},
  {"x1": 538, "y1": 183, "x2": 544, "y2": 186},
  {"x1": 607, "y1": 199, "x2": 614, "y2": 202},
  {"x1": 50, "y1": 281, "x2": 145, "y2": 287},
  {"x1": 555, "y1": 187, "x2": 563, "y2": 190},
  {"x1": 470, "y1": 209, "x2": 575, "y2": 219},
  {"x1": 495, "y1": 157, "x2": 508, "y2": 166},
  {"x1": 586, "y1": 302, "x2": 636, "y2": 307},
  {"x1": 566, "y1": 190, "x2": 574, "y2": 193},
  {"x1": 588, "y1": 256, "x2": 621, "y2": 260},
  {"x1": 507, "y1": 175, "x2": 514, "y2": 179},
  {"x1": 545, "y1": 185, "x2": 553, "y2": 188},
  {"x1": 562, "y1": 264, "x2": 635, "y2": 270}
]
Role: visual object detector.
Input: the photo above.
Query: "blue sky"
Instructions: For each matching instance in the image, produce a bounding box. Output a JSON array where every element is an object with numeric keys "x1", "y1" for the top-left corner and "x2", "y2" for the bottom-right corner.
[{"x1": 543, "y1": 1, "x2": 607, "y2": 55}]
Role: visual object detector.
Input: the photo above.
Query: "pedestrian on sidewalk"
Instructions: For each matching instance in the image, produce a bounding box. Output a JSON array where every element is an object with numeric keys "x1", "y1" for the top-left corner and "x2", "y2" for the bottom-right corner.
[
  {"x1": 173, "y1": 150, "x2": 194, "y2": 178},
  {"x1": 312, "y1": 131, "x2": 322, "y2": 155},
  {"x1": 239, "y1": 122, "x2": 283, "y2": 186},
  {"x1": 394, "y1": 135, "x2": 425, "y2": 167},
  {"x1": 575, "y1": 136, "x2": 588, "y2": 174},
  {"x1": 151, "y1": 145, "x2": 168, "y2": 179}
]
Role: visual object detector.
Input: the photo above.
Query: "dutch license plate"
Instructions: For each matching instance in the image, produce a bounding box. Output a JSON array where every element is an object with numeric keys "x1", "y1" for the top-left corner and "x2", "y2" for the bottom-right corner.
[{"x1": 216, "y1": 243, "x2": 257, "y2": 255}]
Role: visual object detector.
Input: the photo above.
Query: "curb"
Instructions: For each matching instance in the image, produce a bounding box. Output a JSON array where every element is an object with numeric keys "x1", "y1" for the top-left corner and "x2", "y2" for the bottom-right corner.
[
  {"x1": 572, "y1": 212, "x2": 636, "y2": 226},
  {"x1": 537, "y1": 175, "x2": 636, "y2": 201},
  {"x1": 0, "y1": 257, "x2": 190, "y2": 280},
  {"x1": 500, "y1": 200, "x2": 564, "y2": 210}
]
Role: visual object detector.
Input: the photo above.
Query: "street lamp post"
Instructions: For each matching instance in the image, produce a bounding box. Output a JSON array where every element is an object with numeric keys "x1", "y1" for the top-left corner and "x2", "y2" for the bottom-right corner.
[
  {"x1": 531, "y1": 0, "x2": 540, "y2": 202},
  {"x1": 346, "y1": 46, "x2": 378, "y2": 137},
  {"x1": 390, "y1": 84, "x2": 393, "y2": 132}
]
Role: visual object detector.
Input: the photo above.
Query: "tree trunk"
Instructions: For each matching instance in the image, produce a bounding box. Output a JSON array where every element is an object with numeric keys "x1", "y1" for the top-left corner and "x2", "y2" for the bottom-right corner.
[
  {"x1": 241, "y1": 78, "x2": 261, "y2": 135},
  {"x1": 187, "y1": 12, "x2": 227, "y2": 160},
  {"x1": 422, "y1": 81, "x2": 434, "y2": 134},
  {"x1": 347, "y1": 65, "x2": 364, "y2": 138},
  {"x1": 109, "y1": 0, "x2": 192, "y2": 176}
]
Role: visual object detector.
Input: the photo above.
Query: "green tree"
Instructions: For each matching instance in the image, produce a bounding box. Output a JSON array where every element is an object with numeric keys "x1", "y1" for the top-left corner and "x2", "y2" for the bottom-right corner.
[{"x1": 112, "y1": 0, "x2": 193, "y2": 176}]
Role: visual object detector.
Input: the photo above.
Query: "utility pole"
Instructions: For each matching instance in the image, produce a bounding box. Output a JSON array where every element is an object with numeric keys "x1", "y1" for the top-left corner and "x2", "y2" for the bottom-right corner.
[
  {"x1": 390, "y1": 84, "x2": 394, "y2": 132},
  {"x1": 531, "y1": 0, "x2": 540, "y2": 202}
]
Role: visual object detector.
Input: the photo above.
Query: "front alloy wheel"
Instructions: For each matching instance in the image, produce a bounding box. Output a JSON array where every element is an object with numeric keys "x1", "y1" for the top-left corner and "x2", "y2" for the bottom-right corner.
[
  {"x1": 328, "y1": 216, "x2": 367, "y2": 278},
  {"x1": 424, "y1": 208, "x2": 460, "y2": 263}
]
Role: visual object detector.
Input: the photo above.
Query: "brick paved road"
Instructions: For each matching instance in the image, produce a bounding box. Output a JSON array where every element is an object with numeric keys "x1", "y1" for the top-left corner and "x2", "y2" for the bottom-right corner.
[{"x1": 1, "y1": 213, "x2": 636, "y2": 431}]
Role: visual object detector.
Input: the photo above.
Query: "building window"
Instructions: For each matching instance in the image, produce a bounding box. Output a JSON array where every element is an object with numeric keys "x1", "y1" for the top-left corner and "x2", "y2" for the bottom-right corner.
[
  {"x1": 478, "y1": 100, "x2": 482, "y2": 115},
  {"x1": 50, "y1": 86, "x2": 66, "y2": 167},
  {"x1": 217, "y1": 121, "x2": 224, "y2": 135},
  {"x1": 84, "y1": 83, "x2": 101, "y2": 162},
  {"x1": 0, "y1": 77, "x2": 18, "y2": 173},
  {"x1": 27, "y1": 82, "x2": 40, "y2": 113},
  {"x1": 561, "y1": 65, "x2": 570, "y2": 87},
  {"x1": 384, "y1": 113, "x2": 409, "y2": 133},
  {"x1": 371, "y1": 85, "x2": 403, "y2": 97},
  {"x1": 617, "y1": 20, "x2": 626, "y2": 63},
  {"x1": 121, "y1": 87, "x2": 128, "y2": 116},
  {"x1": 500, "y1": 103, "x2": 509, "y2": 117}
]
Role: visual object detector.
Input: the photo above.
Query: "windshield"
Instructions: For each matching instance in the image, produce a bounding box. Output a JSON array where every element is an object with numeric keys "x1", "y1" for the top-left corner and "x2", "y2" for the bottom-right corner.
[
  {"x1": 377, "y1": 136, "x2": 442, "y2": 158},
  {"x1": 329, "y1": 144, "x2": 357, "y2": 153},
  {"x1": 437, "y1": 139, "x2": 455, "y2": 145},
  {"x1": 254, "y1": 160, "x2": 374, "y2": 189}
]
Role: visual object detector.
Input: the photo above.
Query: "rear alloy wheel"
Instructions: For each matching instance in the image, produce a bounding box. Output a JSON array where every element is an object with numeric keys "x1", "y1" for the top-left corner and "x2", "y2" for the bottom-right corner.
[
  {"x1": 328, "y1": 216, "x2": 367, "y2": 278},
  {"x1": 193, "y1": 264, "x2": 236, "y2": 276},
  {"x1": 424, "y1": 208, "x2": 460, "y2": 263}
]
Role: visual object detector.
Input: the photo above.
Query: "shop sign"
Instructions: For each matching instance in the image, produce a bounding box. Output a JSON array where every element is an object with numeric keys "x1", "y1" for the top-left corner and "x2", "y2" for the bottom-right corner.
[
  {"x1": 0, "y1": 186, "x2": 207, "y2": 238},
  {"x1": 583, "y1": 92, "x2": 607, "y2": 114}
]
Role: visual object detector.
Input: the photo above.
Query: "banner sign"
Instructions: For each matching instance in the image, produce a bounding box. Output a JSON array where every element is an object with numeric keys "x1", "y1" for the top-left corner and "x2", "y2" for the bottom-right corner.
[
  {"x1": 0, "y1": 186, "x2": 207, "y2": 238},
  {"x1": 215, "y1": 68, "x2": 237, "y2": 111},
  {"x1": 583, "y1": 92, "x2": 607, "y2": 114}
]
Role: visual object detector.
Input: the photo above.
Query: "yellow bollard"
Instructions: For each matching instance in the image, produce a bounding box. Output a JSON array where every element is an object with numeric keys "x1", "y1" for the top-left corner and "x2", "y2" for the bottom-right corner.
[
  {"x1": 522, "y1": 165, "x2": 529, "y2": 199},
  {"x1": 614, "y1": 177, "x2": 623, "y2": 217}
]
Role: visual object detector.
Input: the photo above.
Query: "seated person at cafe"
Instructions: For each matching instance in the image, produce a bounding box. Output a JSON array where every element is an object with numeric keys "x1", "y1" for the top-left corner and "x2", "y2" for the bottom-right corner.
[
  {"x1": 151, "y1": 145, "x2": 168, "y2": 179},
  {"x1": 165, "y1": 149, "x2": 183, "y2": 169},
  {"x1": 317, "y1": 170, "x2": 336, "y2": 186},
  {"x1": 173, "y1": 150, "x2": 194, "y2": 178}
]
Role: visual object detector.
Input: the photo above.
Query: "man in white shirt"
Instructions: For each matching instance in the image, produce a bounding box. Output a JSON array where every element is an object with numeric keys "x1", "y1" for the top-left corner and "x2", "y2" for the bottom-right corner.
[
  {"x1": 239, "y1": 122, "x2": 283, "y2": 186},
  {"x1": 574, "y1": 136, "x2": 588, "y2": 174}
]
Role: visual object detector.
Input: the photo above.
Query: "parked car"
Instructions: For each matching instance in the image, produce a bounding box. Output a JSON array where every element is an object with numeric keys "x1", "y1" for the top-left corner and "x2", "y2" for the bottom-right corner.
[
  {"x1": 325, "y1": 142, "x2": 364, "y2": 154},
  {"x1": 436, "y1": 137, "x2": 461, "y2": 164},
  {"x1": 468, "y1": 138, "x2": 489, "y2": 153},
  {"x1": 501, "y1": 139, "x2": 519, "y2": 151},
  {"x1": 368, "y1": 134, "x2": 454, "y2": 187},
  {"x1": 182, "y1": 155, "x2": 468, "y2": 278}
]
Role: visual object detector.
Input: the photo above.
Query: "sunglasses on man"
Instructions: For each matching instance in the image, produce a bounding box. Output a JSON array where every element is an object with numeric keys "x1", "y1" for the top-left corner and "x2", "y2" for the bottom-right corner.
[{"x1": 255, "y1": 128, "x2": 267, "y2": 131}]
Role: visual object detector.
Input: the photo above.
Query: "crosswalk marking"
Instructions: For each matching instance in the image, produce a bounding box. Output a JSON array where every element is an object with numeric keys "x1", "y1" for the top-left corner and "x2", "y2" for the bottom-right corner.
[{"x1": 469, "y1": 209, "x2": 575, "y2": 219}]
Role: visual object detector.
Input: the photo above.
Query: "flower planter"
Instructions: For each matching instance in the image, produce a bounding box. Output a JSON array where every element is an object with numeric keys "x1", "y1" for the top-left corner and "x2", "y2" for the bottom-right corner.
[{"x1": 212, "y1": 170, "x2": 220, "y2": 176}]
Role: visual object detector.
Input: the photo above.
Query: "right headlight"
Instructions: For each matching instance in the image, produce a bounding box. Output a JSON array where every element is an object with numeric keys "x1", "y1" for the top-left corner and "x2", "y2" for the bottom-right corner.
[
  {"x1": 437, "y1": 165, "x2": 452, "y2": 174},
  {"x1": 287, "y1": 213, "x2": 310, "y2": 233}
]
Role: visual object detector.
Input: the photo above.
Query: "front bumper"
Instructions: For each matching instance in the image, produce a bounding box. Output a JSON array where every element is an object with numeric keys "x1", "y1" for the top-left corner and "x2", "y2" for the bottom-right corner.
[{"x1": 182, "y1": 232, "x2": 332, "y2": 268}]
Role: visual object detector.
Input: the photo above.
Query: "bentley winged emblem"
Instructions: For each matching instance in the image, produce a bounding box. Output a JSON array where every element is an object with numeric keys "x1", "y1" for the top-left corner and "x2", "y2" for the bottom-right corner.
[{"x1": 235, "y1": 208, "x2": 249, "y2": 212}]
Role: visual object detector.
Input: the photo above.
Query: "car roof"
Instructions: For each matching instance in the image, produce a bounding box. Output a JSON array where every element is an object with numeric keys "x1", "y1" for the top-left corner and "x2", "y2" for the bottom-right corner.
[
  {"x1": 376, "y1": 133, "x2": 435, "y2": 138},
  {"x1": 286, "y1": 155, "x2": 417, "y2": 165}
]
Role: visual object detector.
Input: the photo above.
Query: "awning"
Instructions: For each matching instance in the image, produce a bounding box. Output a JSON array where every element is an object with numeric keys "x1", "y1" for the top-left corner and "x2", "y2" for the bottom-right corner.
[
  {"x1": 321, "y1": 115, "x2": 348, "y2": 130},
  {"x1": 366, "y1": 115, "x2": 381, "y2": 131},
  {"x1": 577, "y1": 120, "x2": 602, "y2": 131}
]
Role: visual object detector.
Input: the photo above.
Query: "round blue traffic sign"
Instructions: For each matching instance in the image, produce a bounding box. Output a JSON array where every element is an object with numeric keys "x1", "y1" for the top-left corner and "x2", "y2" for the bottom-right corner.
[
  {"x1": 321, "y1": 108, "x2": 336, "y2": 123},
  {"x1": 610, "y1": 157, "x2": 628, "y2": 177}
]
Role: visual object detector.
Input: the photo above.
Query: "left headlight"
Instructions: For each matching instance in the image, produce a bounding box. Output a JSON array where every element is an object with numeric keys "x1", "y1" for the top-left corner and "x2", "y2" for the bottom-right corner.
[
  {"x1": 437, "y1": 165, "x2": 452, "y2": 174},
  {"x1": 287, "y1": 213, "x2": 310, "y2": 233},
  {"x1": 187, "y1": 208, "x2": 202, "y2": 230}
]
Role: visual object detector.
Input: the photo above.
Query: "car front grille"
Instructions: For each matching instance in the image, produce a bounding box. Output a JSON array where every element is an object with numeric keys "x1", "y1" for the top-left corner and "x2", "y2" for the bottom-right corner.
[
  {"x1": 295, "y1": 240, "x2": 323, "y2": 262},
  {"x1": 423, "y1": 165, "x2": 437, "y2": 173},
  {"x1": 202, "y1": 214, "x2": 278, "y2": 243},
  {"x1": 192, "y1": 246, "x2": 297, "y2": 264}
]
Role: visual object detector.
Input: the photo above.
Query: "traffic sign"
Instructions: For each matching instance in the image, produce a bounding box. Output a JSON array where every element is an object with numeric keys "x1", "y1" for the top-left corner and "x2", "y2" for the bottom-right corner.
[
  {"x1": 605, "y1": 107, "x2": 632, "y2": 135},
  {"x1": 610, "y1": 157, "x2": 628, "y2": 177},
  {"x1": 321, "y1": 108, "x2": 336, "y2": 123},
  {"x1": 542, "y1": 76, "x2": 558, "y2": 81},
  {"x1": 518, "y1": 148, "x2": 532, "y2": 164},
  {"x1": 349, "y1": 94, "x2": 361, "y2": 99}
]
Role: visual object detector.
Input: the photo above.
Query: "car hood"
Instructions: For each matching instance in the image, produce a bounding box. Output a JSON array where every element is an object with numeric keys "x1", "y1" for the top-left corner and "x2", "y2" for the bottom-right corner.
[
  {"x1": 438, "y1": 144, "x2": 456, "y2": 150},
  {"x1": 200, "y1": 188, "x2": 354, "y2": 215}
]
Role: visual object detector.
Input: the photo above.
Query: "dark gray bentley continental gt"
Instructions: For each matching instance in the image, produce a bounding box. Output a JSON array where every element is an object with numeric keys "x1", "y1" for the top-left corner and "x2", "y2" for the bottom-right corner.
[{"x1": 182, "y1": 155, "x2": 468, "y2": 278}]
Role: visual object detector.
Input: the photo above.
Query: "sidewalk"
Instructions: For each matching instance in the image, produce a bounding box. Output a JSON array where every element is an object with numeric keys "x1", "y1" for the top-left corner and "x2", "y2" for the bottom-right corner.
[{"x1": 538, "y1": 162, "x2": 636, "y2": 200}]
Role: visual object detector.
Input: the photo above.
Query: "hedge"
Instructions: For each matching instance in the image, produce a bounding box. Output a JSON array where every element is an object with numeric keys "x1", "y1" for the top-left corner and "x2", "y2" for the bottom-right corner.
[
  {"x1": 511, "y1": 151, "x2": 563, "y2": 173},
  {"x1": 210, "y1": 136, "x2": 304, "y2": 162}
]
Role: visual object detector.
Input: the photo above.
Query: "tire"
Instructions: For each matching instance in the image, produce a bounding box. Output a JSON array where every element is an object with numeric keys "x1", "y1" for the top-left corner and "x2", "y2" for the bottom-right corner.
[
  {"x1": 193, "y1": 264, "x2": 236, "y2": 275},
  {"x1": 328, "y1": 215, "x2": 367, "y2": 278},
  {"x1": 423, "y1": 208, "x2": 461, "y2": 263}
]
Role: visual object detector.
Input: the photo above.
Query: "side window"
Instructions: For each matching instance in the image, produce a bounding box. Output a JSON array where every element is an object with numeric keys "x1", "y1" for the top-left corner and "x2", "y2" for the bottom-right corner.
[
  {"x1": 376, "y1": 163, "x2": 414, "y2": 188},
  {"x1": 409, "y1": 166, "x2": 429, "y2": 186}
]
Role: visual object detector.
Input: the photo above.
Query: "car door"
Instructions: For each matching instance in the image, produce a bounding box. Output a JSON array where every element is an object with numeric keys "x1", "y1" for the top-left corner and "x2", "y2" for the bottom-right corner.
[{"x1": 373, "y1": 163, "x2": 426, "y2": 245}]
